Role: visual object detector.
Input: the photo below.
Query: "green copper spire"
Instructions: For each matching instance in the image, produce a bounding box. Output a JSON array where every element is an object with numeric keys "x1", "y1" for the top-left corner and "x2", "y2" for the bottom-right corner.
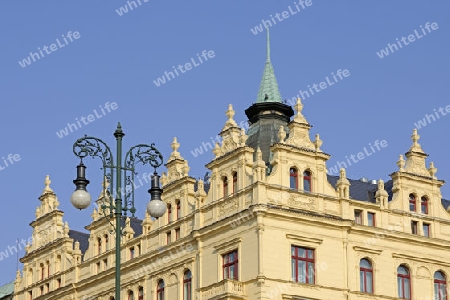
[{"x1": 256, "y1": 26, "x2": 282, "y2": 103}]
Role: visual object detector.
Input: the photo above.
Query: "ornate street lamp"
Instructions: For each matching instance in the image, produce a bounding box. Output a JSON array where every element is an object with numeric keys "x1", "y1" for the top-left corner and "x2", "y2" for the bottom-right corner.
[{"x1": 70, "y1": 122, "x2": 166, "y2": 300}]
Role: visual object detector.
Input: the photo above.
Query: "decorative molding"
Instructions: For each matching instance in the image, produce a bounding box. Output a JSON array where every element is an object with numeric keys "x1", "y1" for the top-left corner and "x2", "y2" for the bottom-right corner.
[
  {"x1": 353, "y1": 246, "x2": 382, "y2": 255},
  {"x1": 213, "y1": 237, "x2": 242, "y2": 252},
  {"x1": 286, "y1": 234, "x2": 323, "y2": 245},
  {"x1": 392, "y1": 253, "x2": 450, "y2": 267}
]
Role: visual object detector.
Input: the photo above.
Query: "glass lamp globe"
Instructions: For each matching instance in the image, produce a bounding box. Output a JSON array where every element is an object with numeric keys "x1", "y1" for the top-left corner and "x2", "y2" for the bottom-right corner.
[
  {"x1": 147, "y1": 200, "x2": 166, "y2": 218},
  {"x1": 70, "y1": 189, "x2": 92, "y2": 210}
]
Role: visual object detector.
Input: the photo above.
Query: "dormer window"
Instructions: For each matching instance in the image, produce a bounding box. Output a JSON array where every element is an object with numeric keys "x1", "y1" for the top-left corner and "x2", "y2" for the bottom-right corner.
[
  {"x1": 421, "y1": 196, "x2": 428, "y2": 214},
  {"x1": 223, "y1": 177, "x2": 228, "y2": 197},
  {"x1": 232, "y1": 172, "x2": 237, "y2": 194},
  {"x1": 303, "y1": 170, "x2": 312, "y2": 192},
  {"x1": 409, "y1": 194, "x2": 416, "y2": 212},
  {"x1": 290, "y1": 168, "x2": 298, "y2": 189}
]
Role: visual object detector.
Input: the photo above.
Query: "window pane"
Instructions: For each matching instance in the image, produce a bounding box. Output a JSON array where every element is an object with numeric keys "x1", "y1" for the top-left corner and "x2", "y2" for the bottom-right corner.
[
  {"x1": 298, "y1": 261, "x2": 306, "y2": 283},
  {"x1": 439, "y1": 285, "x2": 446, "y2": 299},
  {"x1": 298, "y1": 248, "x2": 306, "y2": 258},
  {"x1": 405, "y1": 279, "x2": 410, "y2": 299},
  {"x1": 435, "y1": 271, "x2": 445, "y2": 280},
  {"x1": 304, "y1": 179, "x2": 311, "y2": 191},
  {"x1": 290, "y1": 177, "x2": 297, "y2": 189},
  {"x1": 291, "y1": 258, "x2": 296, "y2": 281},
  {"x1": 398, "y1": 277, "x2": 403, "y2": 297},
  {"x1": 424, "y1": 225, "x2": 430, "y2": 237},
  {"x1": 307, "y1": 250, "x2": 314, "y2": 259},
  {"x1": 360, "y1": 271, "x2": 364, "y2": 291},
  {"x1": 366, "y1": 272, "x2": 373, "y2": 293},
  {"x1": 291, "y1": 246, "x2": 295, "y2": 256},
  {"x1": 307, "y1": 262, "x2": 315, "y2": 284}
]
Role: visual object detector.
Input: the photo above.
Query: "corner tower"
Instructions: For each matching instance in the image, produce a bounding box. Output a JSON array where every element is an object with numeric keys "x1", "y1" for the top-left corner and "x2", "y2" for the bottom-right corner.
[{"x1": 245, "y1": 27, "x2": 295, "y2": 163}]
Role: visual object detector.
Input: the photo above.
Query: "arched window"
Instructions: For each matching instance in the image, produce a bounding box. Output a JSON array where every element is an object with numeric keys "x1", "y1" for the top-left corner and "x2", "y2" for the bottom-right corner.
[
  {"x1": 409, "y1": 194, "x2": 416, "y2": 212},
  {"x1": 105, "y1": 234, "x2": 109, "y2": 251},
  {"x1": 97, "y1": 237, "x2": 102, "y2": 255},
  {"x1": 434, "y1": 271, "x2": 447, "y2": 300},
  {"x1": 138, "y1": 287, "x2": 144, "y2": 300},
  {"x1": 157, "y1": 279, "x2": 165, "y2": 300},
  {"x1": 303, "y1": 170, "x2": 312, "y2": 192},
  {"x1": 167, "y1": 204, "x2": 172, "y2": 223},
  {"x1": 128, "y1": 290, "x2": 134, "y2": 300},
  {"x1": 360, "y1": 259, "x2": 373, "y2": 294},
  {"x1": 183, "y1": 270, "x2": 192, "y2": 300},
  {"x1": 223, "y1": 177, "x2": 228, "y2": 197},
  {"x1": 232, "y1": 172, "x2": 237, "y2": 194},
  {"x1": 290, "y1": 168, "x2": 298, "y2": 189},
  {"x1": 397, "y1": 265, "x2": 411, "y2": 299},
  {"x1": 421, "y1": 196, "x2": 428, "y2": 214},
  {"x1": 176, "y1": 200, "x2": 181, "y2": 220},
  {"x1": 46, "y1": 261, "x2": 50, "y2": 277}
]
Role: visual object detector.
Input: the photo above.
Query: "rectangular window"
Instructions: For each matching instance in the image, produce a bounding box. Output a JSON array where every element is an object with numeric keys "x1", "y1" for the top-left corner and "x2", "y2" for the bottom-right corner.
[
  {"x1": 28, "y1": 291, "x2": 32, "y2": 300},
  {"x1": 222, "y1": 250, "x2": 238, "y2": 280},
  {"x1": 96, "y1": 262, "x2": 101, "y2": 273},
  {"x1": 367, "y1": 212, "x2": 376, "y2": 227},
  {"x1": 57, "y1": 278, "x2": 61, "y2": 288},
  {"x1": 130, "y1": 247, "x2": 135, "y2": 259},
  {"x1": 411, "y1": 221, "x2": 418, "y2": 234},
  {"x1": 45, "y1": 283, "x2": 49, "y2": 293},
  {"x1": 40, "y1": 286, "x2": 44, "y2": 295},
  {"x1": 354, "y1": 210, "x2": 363, "y2": 225},
  {"x1": 291, "y1": 246, "x2": 315, "y2": 284},
  {"x1": 103, "y1": 259, "x2": 107, "y2": 270},
  {"x1": 175, "y1": 228, "x2": 180, "y2": 240},
  {"x1": 167, "y1": 232, "x2": 171, "y2": 244},
  {"x1": 423, "y1": 223, "x2": 430, "y2": 237}
]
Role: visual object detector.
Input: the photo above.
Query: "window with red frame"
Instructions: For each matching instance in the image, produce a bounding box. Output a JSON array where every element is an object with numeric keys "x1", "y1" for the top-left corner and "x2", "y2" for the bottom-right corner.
[
  {"x1": 360, "y1": 259, "x2": 373, "y2": 294},
  {"x1": 183, "y1": 270, "x2": 192, "y2": 300},
  {"x1": 223, "y1": 250, "x2": 238, "y2": 280},
  {"x1": 128, "y1": 290, "x2": 134, "y2": 300},
  {"x1": 223, "y1": 177, "x2": 228, "y2": 197},
  {"x1": 290, "y1": 168, "x2": 298, "y2": 189},
  {"x1": 303, "y1": 170, "x2": 312, "y2": 192},
  {"x1": 423, "y1": 223, "x2": 431, "y2": 238},
  {"x1": 411, "y1": 221, "x2": 418, "y2": 234},
  {"x1": 167, "y1": 204, "x2": 172, "y2": 223},
  {"x1": 291, "y1": 246, "x2": 315, "y2": 284},
  {"x1": 367, "y1": 212, "x2": 376, "y2": 227},
  {"x1": 138, "y1": 287, "x2": 144, "y2": 300},
  {"x1": 156, "y1": 280, "x2": 164, "y2": 300},
  {"x1": 176, "y1": 200, "x2": 180, "y2": 220},
  {"x1": 434, "y1": 271, "x2": 447, "y2": 300},
  {"x1": 98, "y1": 237, "x2": 102, "y2": 255},
  {"x1": 166, "y1": 232, "x2": 171, "y2": 244},
  {"x1": 409, "y1": 194, "x2": 416, "y2": 212},
  {"x1": 421, "y1": 196, "x2": 428, "y2": 214},
  {"x1": 175, "y1": 228, "x2": 180, "y2": 240},
  {"x1": 40, "y1": 264, "x2": 44, "y2": 280},
  {"x1": 397, "y1": 265, "x2": 411, "y2": 299},
  {"x1": 232, "y1": 172, "x2": 237, "y2": 194},
  {"x1": 105, "y1": 234, "x2": 109, "y2": 251}
]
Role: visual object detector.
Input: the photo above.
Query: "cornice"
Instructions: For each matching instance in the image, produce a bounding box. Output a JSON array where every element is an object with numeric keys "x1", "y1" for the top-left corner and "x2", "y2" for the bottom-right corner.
[
  {"x1": 392, "y1": 253, "x2": 450, "y2": 267},
  {"x1": 285, "y1": 234, "x2": 323, "y2": 245},
  {"x1": 353, "y1": 246, "x2": 382, "y2": 255}
]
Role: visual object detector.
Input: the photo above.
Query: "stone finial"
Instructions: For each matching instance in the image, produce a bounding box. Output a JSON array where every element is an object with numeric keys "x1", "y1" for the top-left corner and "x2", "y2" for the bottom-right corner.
[
  {"x1": 314, "y1": 134, "x2": 322, "y2": 151},
  {"x1": 409, "y1": 129, "x2": 425, "y2": 153},
  {"x1": 195, "y1": 178, "x2": 207, "y2": 199},
  {"x1": 375, "y1": 179, "x2": 389, "y2": 207},
  {"x1": 74, "y1": 240, "x2": 80, "y2": 250},
  {"x1": 293, "y1": 98, "x2": 307, "y2": 123},
  {"x1": 240, "y1": 128, "x2": 248, "y2": 146},
  {"x1": 161, "y1": 172, "x2": 167, "y2": 186},
  {"x1": 225, "y1": 104, "x2": 238, "y2": 127},
  {"x1": 169, "y1": 137, "x2": 181, "y2": 160},
  {"x1": 91, "y1": 208, "x2": 99, "y2": 221},
  {"x1": 64, "y1": 222, "x2": 70, "y2": 237},
  {"x1": 25, "y1": 242, "x2": 30, "y2": 254},
  {"x1": 428, "y1": 162, "x2": 437, "y2": 179},
  {"x1": 256, "y1": 147, "x2": 263, "y2": 161},
  {"x1": 278, "y1": 126, "x2": 286, "y2": 142},
  {"x1": 336, "y1": 168, "x2": 350, "y2": 199},
  {"x1": 397, "y1": 154, "x2": 405, "y2": 171},
  {"x1": 35, "y1": 207, "x2": 41, "y2": 219},
  {"x1": 182, "y1": 160, "x2": 190, "y2": 175},
  {"x1": 43, "y1": 175, "x2": 53, "y2": 193},
  {"x1": 123, "y1": 217, "x2": 135, "y2": 240},
  {"x1": 213, "y1": 142, "x2": 222, "y2": 158}
]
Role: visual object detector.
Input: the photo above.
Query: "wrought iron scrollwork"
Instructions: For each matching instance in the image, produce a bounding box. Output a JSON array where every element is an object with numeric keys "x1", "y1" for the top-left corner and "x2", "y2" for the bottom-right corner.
[{"x1": 123, "y1": 144, "x2": 164, "y2": 217}]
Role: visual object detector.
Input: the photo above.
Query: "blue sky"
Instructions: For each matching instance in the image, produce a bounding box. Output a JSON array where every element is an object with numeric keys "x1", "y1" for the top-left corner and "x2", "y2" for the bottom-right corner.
[{"x1": 0, "y1": 1, "x2": 449, "y2": 285}]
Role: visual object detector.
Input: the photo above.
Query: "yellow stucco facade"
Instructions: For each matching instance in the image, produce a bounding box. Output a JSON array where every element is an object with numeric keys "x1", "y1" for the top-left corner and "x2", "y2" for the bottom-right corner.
[{"x1": 12, "y1": 97, "x2": 450, "y2": 300}]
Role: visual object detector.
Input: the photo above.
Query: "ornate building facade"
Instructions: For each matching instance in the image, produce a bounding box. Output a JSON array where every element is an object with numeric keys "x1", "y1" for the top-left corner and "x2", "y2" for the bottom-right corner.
[{"x1": 13, "y1": 31, "x2": 450, "y2": 300}]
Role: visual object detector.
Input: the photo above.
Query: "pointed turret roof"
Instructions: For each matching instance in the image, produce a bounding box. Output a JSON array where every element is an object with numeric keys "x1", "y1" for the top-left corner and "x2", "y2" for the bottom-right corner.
[{"x1": 256, "y1": 26, "x2": 282, "y2": 103}]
